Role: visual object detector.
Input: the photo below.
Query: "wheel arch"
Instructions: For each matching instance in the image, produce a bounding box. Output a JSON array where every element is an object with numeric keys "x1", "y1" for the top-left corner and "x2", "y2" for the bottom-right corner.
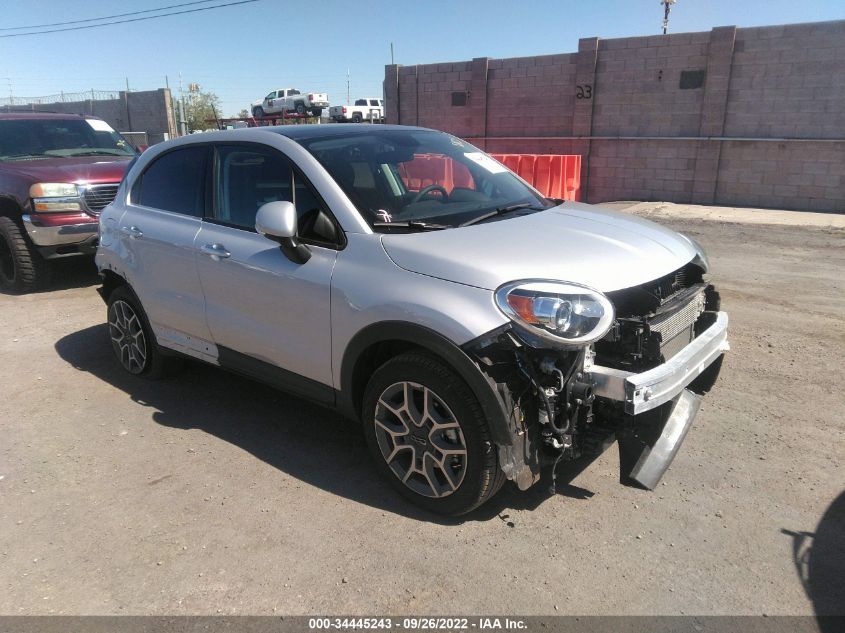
[
  {"x1": 0, "y1": 196, "x2": 23, "y2": 220},
  {"x1": 97, "y1": 268, "x2": 129, "y2": 304},
  {"x1": 339, "y1": 321, "x2": 514, "y2": 446}
]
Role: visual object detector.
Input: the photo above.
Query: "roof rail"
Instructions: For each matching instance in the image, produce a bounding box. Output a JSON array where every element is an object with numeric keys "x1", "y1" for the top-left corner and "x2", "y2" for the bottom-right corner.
[{"x1": 0, "y1": 106, "x2": 86, "y2": 116}]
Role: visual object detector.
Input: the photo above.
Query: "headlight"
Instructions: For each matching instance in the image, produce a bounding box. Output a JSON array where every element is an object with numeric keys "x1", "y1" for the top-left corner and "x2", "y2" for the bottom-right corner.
[
  {"x1": 680, "y1": 233, "x2": 709, "y2": 272},
  {"x1": 30, "y1": 183, "x2": 79, "y2": 198},
  {"x1": 29, "y1": 182, "x2": 82, "y2": 212},
  {"x1": 495, "y1": 280, "x2": 615, "y2": 346}
]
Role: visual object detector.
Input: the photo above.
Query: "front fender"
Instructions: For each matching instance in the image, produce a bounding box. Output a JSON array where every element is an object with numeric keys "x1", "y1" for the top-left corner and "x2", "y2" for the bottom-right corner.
[{"x1": 338, "y1": 321, "x2": 514, "y2": 446}]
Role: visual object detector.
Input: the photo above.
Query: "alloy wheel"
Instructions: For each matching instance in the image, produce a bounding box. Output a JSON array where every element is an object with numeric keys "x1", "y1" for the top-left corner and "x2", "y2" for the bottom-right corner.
[
  {"x1": 373, "y1": 381, "x2": 468, "y2": 498},
  {"x1": 108, "y1": 299, "x2": 148, "y2": 374}
]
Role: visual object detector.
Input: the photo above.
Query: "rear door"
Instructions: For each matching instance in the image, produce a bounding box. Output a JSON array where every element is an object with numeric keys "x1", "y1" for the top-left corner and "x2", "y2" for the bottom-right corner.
[
  {"x1": 193, "y1": 142, "x2": 340, "y2": 401},
  {"x1": 120, "y1": 144, "x2": 215, "y2": 360}
]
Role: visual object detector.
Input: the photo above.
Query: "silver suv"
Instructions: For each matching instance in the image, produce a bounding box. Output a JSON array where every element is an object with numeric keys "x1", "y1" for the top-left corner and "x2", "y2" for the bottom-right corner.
[{"x1": 96, "y1": 125, "x2": 728, "y2": 515}]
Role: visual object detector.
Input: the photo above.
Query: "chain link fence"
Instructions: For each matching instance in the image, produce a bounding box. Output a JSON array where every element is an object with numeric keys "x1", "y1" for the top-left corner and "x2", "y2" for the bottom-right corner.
[{"x1": 0, "y1": 90, "x2": 121, "y2": 107}]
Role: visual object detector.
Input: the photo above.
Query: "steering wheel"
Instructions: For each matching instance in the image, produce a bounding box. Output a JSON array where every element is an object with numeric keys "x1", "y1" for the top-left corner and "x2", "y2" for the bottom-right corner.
[{"x1": 411, "y1": 184, "x2": 449, "y2": 204}]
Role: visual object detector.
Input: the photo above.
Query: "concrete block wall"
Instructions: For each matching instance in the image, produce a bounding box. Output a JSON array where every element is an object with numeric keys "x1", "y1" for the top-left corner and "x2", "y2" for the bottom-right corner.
[
  {"x1": 386, "y1": 19, "x2": 845, "y2": 212},
  {"x1": 726, "y1": 21, "x2": 845, "y2": 139},
  {"x1": 31, "y1": 89, "x2": 177, "y2": 143},
  {"x1": 486, "y1": 53, "x2": 577, "y2": 137}
]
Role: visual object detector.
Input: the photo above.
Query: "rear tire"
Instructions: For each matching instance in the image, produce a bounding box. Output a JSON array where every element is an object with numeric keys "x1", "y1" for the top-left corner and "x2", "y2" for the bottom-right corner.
[
  {"x1": 311, "y1": 108, "x2": 323, "y2": 118},
  {"x1": 295, "y1": 103, "x2": 307, "y2": 116},
  {"x1": 362, "y1": 352, "x2": 505, "y2": 516},
  {"x1": 351, "y1": 113, "x2": 363, "y2": 123},
  {"x1": 0, "y1": 216, "x2": 47, "y2": 294},
  {"x1": 106, "y1": 285, "x2": 173, "y2": 379}
]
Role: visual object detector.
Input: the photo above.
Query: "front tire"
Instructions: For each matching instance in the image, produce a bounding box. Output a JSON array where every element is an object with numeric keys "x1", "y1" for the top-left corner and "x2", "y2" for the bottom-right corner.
[
  {"x1": 362, "y1": 352, "x2": 505, "y2": 515},
  {"x1": 106, "y1": 286, "x2": 170, "y2": 379},
  {"x1": 252, "y1": 106, "x2": 265, "y2": 118},
  {"x1": 0, "y1": 216, "x2": 47, "y2": 294}
]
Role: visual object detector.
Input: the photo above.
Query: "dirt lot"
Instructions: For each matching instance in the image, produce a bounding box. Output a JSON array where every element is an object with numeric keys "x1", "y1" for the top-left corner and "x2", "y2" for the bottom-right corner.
[{"x1": 1, "y1": 203, "x2": 843, "y2": 616}]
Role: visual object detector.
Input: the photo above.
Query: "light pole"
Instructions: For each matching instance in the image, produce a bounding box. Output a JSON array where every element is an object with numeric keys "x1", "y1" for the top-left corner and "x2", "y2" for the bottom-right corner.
[{"x1": 661, "y1": 0, "x2": 677, "y2": 35}]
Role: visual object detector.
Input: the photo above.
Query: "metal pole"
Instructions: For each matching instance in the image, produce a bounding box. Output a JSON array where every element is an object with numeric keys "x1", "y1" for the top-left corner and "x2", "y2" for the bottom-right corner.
[
  {"x1": 179, "y1": 72, "x2": 187, "y2": 135},
  {"x1": 661, "y1": 0, "x2": 676, "y2": 35},
  {"x1": 124, "y1": 78, "x2": 133, "y2": 132},
  {"x1": 347, "y1": 68, "x2": 350, "y2": 104},
  {"x1": 390, "y1": 42, "x2": 394, "y2": 65}
]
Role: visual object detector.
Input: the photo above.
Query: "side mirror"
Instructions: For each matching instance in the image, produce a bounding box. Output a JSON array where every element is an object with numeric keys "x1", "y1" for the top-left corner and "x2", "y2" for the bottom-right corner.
[{"x1": 255, "y1": 201, "x2": 311, "y2": 264}]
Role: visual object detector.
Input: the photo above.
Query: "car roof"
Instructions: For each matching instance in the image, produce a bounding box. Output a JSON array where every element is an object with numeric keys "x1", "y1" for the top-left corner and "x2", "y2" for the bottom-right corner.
[{"x1": 0, "y1": 111, "x2": 98, "y2": 121}]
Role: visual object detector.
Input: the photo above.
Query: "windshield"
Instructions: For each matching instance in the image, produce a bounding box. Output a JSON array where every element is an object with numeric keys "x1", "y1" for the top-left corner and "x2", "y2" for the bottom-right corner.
[
  {"x1": 0, "y1": 118, "x2": 137, "y2": 161},
  {"x1": 298, "y1": 129, "x2": 553, "y2": 229}
]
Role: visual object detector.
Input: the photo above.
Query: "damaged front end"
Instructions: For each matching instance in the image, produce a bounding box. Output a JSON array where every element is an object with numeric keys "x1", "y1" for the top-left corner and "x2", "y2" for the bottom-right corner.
[{"x1": 464, "y1": 262, "x2": 729, "y2": 493}]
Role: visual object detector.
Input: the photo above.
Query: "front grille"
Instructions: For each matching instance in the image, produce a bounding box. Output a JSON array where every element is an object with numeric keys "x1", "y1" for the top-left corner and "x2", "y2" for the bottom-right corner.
[
  {"x1": 642, "y1": 265, "x2": 691, "y2": 305},
  {"x1": 607, "y1": 263, "x2": 704, "y2": 318},
  {"x1": 83, "y1": 183, "x2": 120, "y2": 214}
]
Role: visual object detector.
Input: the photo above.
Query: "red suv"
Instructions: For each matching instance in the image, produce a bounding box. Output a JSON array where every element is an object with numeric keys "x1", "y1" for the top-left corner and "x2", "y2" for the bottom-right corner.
[{"x1": 0, "y1": 112, "x2": 137, "y2": 292}]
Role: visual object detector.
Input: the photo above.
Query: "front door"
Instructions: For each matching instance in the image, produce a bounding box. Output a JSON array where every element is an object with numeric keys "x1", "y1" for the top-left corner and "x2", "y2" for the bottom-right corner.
[{"x1": 194, "y1": 142, "x2": 338, "y2": 402}]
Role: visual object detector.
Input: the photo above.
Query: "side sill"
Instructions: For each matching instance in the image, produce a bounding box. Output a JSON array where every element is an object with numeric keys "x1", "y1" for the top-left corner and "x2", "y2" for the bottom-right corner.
[{"x1": 218, "y1": 346, "x2": 337, "y2": 408}]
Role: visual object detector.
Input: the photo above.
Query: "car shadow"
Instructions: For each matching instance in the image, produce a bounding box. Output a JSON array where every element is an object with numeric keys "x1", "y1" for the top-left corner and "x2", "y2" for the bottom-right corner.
[
  {"x1": 54, "y1": 324, "x2": 598, "y2": 524},
  {"x1": 47, "y1": 257, "x2": 100, "y2": 290},
  {"x1": 0, "y1": 257, "x2": 99, "y2": 296},
  {"x1": 782, "y1": 490, "x2": 845, "y2": 630}
]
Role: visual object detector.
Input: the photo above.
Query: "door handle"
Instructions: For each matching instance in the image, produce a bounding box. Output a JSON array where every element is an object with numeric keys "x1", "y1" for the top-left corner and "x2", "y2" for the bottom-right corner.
[
  {"x1": 120, "y1": 226, "x2": 143, "y2": 239},
  {"x1": 200, "y1": 243, "x2": 231, "y2": 259}
]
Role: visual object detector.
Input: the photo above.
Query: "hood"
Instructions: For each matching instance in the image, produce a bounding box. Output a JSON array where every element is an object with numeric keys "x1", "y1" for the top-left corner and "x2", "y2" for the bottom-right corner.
[
  {"x1": 380, "y1": 202, "x2": 698, "y2": 293},
  {"x1": 1, "y1": 156, "x2": 133, "y2": 185}
]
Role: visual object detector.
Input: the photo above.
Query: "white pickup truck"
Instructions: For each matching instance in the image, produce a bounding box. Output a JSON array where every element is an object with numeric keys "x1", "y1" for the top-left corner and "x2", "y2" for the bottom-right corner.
[
  {"x1": 329, "y1": 97, "x2": 385, "y2": 123},
  {"x1": 251, "y1": 88, "x2": 329, "y2": 118}
]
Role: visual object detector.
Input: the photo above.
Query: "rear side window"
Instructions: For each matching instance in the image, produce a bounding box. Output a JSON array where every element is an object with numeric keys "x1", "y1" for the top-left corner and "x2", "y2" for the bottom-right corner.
[
  {"x1": 135, "y1": 146, "x2": 209, "y2": 216},
  {"x1": 354, "y1": 99, "x2": 367, "y2": 106}
]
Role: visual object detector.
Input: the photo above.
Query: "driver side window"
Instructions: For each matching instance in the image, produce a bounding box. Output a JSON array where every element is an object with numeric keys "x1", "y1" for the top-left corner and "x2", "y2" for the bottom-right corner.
[{"x1": 213, "y1": 143, "x2": 341, "y2": 246}]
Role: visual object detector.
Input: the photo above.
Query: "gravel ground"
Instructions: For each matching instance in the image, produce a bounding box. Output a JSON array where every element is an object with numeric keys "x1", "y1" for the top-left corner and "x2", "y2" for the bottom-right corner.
[{"x1": 1, "y1": 203, "x2": 843, "y2": 616}]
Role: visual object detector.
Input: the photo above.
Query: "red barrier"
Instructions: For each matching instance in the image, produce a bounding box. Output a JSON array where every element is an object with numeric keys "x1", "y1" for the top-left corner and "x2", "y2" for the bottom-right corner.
[
  {"x1": 490, "y1": 154, "x2": 582, "y2": 201},
  {"x1": 397, "y1": 154, "x2": 474, "y2": 193},
  {"x1": 397, "y1": 153, "x2": 582, "y2": 201}
]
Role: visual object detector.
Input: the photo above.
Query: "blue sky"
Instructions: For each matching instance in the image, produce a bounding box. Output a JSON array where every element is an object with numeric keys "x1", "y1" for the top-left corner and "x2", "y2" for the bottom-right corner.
[{"x1": 1, "y1": 0, "x2": 843, "y2": 116}]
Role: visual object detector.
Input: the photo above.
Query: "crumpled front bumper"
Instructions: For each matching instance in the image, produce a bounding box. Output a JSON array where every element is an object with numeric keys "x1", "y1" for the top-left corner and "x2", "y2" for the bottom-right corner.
[
  {"x1": 587, "y1": 311, "x2": 729, "y2": 488},
  {"x1": 589, "y1": 311, "x2": 729, "y2": 415}
]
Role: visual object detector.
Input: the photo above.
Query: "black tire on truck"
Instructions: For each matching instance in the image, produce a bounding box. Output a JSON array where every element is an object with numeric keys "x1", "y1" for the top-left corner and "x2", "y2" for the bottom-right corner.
[
  {"x1": 0, "y1": 216, "x2": 47, "y2": 294},
  {"x1": 311, "y1": 108, "x2": 323, "y2": 118},
  {"x1": 361, "y1": 351, "x2": 506, "y2": 516},
  {"x1": 252, "y1": 106, "x2": 265, "y2": 118},
  {"x1": 295, "y1": 102, "x2": 307, "y2": 115},
  {"x1": 352, "y1": 113, "x2": 363, "y2": 123}
]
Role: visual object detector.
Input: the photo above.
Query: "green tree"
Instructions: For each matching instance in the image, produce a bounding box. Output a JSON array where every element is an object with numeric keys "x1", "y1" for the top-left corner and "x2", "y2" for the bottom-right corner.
[
  {"x1": 183, "y1": 88, "x2": 221, "y2": 131},
  {"x1": 236, "y1": 108, "x2": 250, "y2": 118}
]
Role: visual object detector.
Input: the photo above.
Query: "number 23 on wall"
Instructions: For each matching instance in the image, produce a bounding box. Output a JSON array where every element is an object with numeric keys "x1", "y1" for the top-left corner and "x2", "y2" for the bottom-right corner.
[{"x1": 576, "y1": 85, "x2": 593, "y2": 99}]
